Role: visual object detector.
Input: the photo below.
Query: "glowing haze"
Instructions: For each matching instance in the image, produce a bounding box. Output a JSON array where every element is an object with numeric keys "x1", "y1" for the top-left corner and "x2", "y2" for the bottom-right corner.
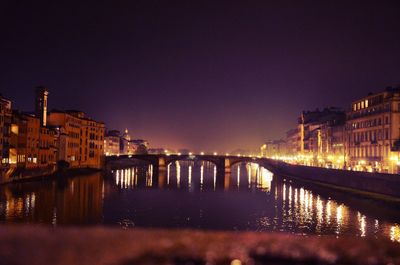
[{"x1": 1, "y1": 1, "x2": 400, "y2": 152}]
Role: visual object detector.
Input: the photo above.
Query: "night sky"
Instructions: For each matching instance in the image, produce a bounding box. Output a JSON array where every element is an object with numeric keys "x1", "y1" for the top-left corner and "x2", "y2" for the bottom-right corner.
[{"x1": 1, "y1": 1, "x2": 400, "y2": 152}]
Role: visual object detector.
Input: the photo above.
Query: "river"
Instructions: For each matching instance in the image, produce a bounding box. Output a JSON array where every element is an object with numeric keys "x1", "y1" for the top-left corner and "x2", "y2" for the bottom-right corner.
[{"x1": 0, "y1": 161, "x2": 399, "y2": 242}]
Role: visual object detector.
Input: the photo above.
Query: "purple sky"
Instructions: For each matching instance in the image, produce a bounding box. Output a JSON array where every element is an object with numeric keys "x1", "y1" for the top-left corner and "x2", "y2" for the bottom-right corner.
[{"x1": 1, "y1": 1, "x2": 400, "y2": 152}]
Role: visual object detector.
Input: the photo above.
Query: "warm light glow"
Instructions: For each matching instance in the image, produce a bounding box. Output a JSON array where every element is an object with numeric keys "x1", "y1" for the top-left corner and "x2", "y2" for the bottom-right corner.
[
  {"x1": 259, "y1": 168, "x2": 272, "y2": 190},
  {"x1": 390, "y1": 225, "x2": 400, "y2": 242},
  {"x1": 358, "y1": 212, "x2": 366, "y2": 237},
  {"x1": 336, "y1": 204, "x2": 343, "y2": 234},
  {"x1": 237, "y1": 166, "x2": 240, "y2": 188},
  {"x1": 200, "y1": 164, "x2": 204, "y2": 186},
  {"x1": 326, "y1": 201, "x2": 331, "y2": 223},
  {"x1": 213, "y1": 165, "x2": 217, "y2": 190},
  {"x1": 200, "y1": 152, "x2": 205, "y2": 155},
  {"x1": 188, "y1": 165, "x2": 192, "y2": 189},
  {"x1": 167, "y1": 163, "x2": 170, "y2": 185},
  {"x1": 213, "y1": 152, "x2": 218, "y2": 156},
  {"x1": 390, "y1": 155, "x2": 398, "y2": 162},
  {"x1": 176, "y1": 161, "x2": 181, "y2": 188}
]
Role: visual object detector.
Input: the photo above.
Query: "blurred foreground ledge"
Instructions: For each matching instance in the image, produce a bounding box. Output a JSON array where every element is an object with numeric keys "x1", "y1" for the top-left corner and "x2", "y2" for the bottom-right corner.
[{"x1": 0, "y1": 226, "x2": 399, "y2": 265}]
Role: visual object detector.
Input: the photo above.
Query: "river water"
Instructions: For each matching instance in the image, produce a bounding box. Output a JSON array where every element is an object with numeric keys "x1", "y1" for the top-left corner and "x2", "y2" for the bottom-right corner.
[{"x1": 0, "y1": 161, "x2": 399, "y2": 242}]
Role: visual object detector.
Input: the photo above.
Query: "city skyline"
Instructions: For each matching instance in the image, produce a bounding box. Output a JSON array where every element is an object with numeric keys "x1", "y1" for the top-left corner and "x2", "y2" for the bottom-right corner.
[
  {"x1": 1, "y1": 2, "x2": 400, "y2": 262},
  {"x1": 2, "y1": 1, "x2": 400, "y2": 151}
]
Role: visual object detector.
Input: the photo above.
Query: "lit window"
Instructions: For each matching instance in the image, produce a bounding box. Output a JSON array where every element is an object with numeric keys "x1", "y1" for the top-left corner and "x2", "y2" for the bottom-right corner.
[
  {"x1": 361, "y1": 101, "x2": 364, "y2": 109},
  {"x1": 357, "y1": 102, "x2": 361, "y2": 110},
  {"x1": 353, "y1": 104, "x2": 357, "y2": 111},
  {"x1": 365, "y1": 100, "x2": 368, "y2": 108}
]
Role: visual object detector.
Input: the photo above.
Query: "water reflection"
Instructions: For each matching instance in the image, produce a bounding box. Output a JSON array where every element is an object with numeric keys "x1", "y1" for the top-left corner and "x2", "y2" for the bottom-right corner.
[
  {"x1": 0, "y1": 163, "x2": 399, "y2": 244},
  {"x1": 0, "y1": 174, "x2": 102, "y2": 225},
  {"x1": 391, "y1": 225, "x2": 400, "y2": 242}
]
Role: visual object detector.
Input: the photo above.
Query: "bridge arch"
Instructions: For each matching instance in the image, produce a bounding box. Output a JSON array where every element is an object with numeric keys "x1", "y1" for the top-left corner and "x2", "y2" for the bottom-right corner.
[
  {"x1": 165, "y1": 155, "x2": 222, "y2": 168},
  {"x1": 228, "y1": 158, "x2": 261, "y2": 168}
]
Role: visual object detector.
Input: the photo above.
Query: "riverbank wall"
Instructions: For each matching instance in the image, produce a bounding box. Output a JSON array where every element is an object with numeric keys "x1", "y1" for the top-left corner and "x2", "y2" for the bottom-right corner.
[
  {"x1": 0, "y1": 166, "x2": 102, "y2": 185},
  {"x1": 265, "y1": 160, "x2": 400, "y2": 200}
]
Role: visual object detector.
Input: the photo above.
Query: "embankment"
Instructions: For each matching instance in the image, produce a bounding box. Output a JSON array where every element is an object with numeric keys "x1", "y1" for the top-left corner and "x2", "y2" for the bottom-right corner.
[{"x1": 265, "y1": 160, "x2": 400, "y2": 201}]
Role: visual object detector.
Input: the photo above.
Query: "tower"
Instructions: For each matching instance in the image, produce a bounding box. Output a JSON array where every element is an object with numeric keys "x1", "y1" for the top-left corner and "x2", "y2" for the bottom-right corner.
[{"x1": 35, "y1": 86, "x2": 49, "y2": 126}]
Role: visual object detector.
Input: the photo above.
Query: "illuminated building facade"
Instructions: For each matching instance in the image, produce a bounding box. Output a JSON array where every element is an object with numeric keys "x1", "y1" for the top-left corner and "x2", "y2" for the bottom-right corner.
[
  {"x1": 284, "y1": 108, "x2": 345, "y2": 166},
  {"x1": 260, "y1": 140, "x2": 287, "y2": 158},
  {"x1": 346, "y1": 87, "x2": 400, "y2": 173},
  {"x1": 12, "y1": 112, "x2": 57, "y2": 170},
  {"x1": 0, "y1": 88, "x2": 106, "y2": 182},
  {"x1": 286, "y1": 128, "x2": 300, "y2": 156},
  {"x1": 0, "y1": 96, "x2": 12, "y2": 166},
  {"x1": 104, "y1": 130, "x2": 121, "y2": 156},
  {"x1": 120, "y1": 129, "x2": 135, "y2": 154},
  {"x1": 104, "y1": 128, "x2": 150, "y2": 156},
  {"x1": 48, "y1": 110, "x2": 105, "y2": 169}
]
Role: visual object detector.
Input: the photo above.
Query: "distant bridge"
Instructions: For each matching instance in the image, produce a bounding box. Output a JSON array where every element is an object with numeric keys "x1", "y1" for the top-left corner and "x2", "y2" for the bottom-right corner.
[{"x1": 105, "y1": 153, "x2": 277, "y2": 188}]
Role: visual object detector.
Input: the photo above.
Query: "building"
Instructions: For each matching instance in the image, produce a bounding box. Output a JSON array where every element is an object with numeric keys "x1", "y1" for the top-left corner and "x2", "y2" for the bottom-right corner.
[
  {"x1": 47, "y1": 110, "x2": 105, "y2": 169},
  {"x1": 286, "y1": 128, "x2": 300, "y2": 157},
  {"x1": 0, "y1": 87, "x2": 107, "y2": 183},
  {"x1": 131, "y1": 139, "x2": 149, "y2": 154},
  {"x1": 12, "y1": 112, "x2": 57, "y2": 170},
  {"x1": 260, "y1": 140, "x2": 287, "y2": 158},
  {"x1": 345, "y1": 87, "x2": 400, "y2": 173},
  {"x1": 0, "y1": 96, "x2": 12, "y2": 167},
  {"x1": 104, "y1": 130, "x2": 121, "y2": 156},
  {"x1": 119, "y1": 129, "x2": 149, "y2": 155},
  {"x1": 103, "y1": 128, "x2": 150, "y2": 156},
  {"x1": 296, "y1": 108, "x2": 346, "y2": 166},
  {"x1": 120, "y1": 129, "x2": 136, "y2": 154}
]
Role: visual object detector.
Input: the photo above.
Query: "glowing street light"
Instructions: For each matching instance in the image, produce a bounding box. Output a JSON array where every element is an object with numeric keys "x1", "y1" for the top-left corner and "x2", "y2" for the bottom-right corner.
[
  {"x1": 213, "y1": 152, "x2": 218, "y2": 156},
  {"x1": 200, "y1": 152, "x2": 205, "y2": 155}
]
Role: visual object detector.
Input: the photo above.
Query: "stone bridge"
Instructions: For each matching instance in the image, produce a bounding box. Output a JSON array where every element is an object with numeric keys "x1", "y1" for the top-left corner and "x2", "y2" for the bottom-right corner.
[{"x1": 105, "y1": 153, "x2": 276, "y2": 188}]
